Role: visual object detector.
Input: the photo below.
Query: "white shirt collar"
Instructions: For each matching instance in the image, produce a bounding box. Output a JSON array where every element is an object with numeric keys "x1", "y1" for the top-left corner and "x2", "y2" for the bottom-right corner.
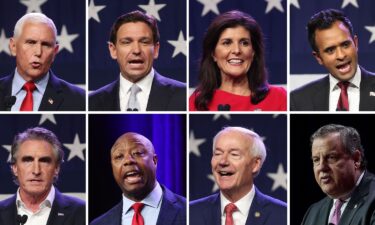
[
  {"x1": 329, "y1": 65, "x2": 361, "y2": 91},
  {"x1": 16, "y1": 185, "x2": 55, "y2": 210},
  {"x1": 220, "y1": 184, "x2": 255, "y2": 218},
  {"x1": 119, "y1": 68, "x2": 155, "y2": 111},
  {"x1": 122, "y1": 182, "x2": 163, "y2": 214}
]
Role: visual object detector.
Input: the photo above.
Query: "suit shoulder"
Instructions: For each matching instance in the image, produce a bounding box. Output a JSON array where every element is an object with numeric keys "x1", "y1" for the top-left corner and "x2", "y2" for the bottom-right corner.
[
  {"x1": 0, "y1": 195, "x2": 15, "y2": 209},
  {"x1": 54, "y1": 76, "x2": 85, "y2": 97},
  {"x1": 90, "y1": 201, "x2": 122, "y2": 225},
  {"x1": 60, "y1": 194, "x2": 86, "y2": 207},
  {"x1": 190, "y1": 194, "x2": 217, "y2": 208},
  {"x1": 89, "y1": 80, "x2": 118, "y2": 98},
  {"x1": 156, "y1": 73, "x2": 186, "y2": 89},
  {"x1": 260, "y1": 193, "x2": 287, "y2": 209},
  {"x1": 291, "y1": 76, "x2": 328, "y2": 96}
]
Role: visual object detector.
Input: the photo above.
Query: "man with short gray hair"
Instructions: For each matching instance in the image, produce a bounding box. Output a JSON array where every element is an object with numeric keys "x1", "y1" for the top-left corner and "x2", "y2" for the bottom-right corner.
[
  {"x1": 190, "y1": 126, "x2": 286, "y2": 225},
  {"x1": 0, "y1": 12, "x2": 85, "y2": 111},
  {"x1": 0, "y1": 127, "x2": 85, "y2": 225}
]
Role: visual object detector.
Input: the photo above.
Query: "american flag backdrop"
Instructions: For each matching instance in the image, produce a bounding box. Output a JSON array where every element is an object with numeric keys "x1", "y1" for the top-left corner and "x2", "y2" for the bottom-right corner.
[
  {"x1": 189, "y1": 0, "x2": 287, "y2": 90},
  {"x1": 88, "y1": 0, "x2": 187, "y2": 91},
  {"x1": 290, "y1": 0, "x2": 375, "y2": 90},
  {"x1": 0, "y1": 114, "x2": 86, "y2": 201},
  {"x1": 0, "y1": 0, "x2": 86, "y2": 90},
  {"x1": 189, "y1": 114, "x2": 287, "y2": 203}
]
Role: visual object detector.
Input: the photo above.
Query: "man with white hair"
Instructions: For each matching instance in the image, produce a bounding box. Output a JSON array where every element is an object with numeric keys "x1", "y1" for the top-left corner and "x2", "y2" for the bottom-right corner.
[
  {"x1": 190, "y1": 126, "x2": 286, "y2": 225},
  {"x1": 0, "y1": 13, "x2": 85, "y2": 111}
]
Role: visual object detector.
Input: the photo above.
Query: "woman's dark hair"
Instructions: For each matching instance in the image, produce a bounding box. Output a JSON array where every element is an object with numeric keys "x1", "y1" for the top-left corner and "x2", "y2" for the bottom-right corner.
[{"x1": 194, "y1": 10, "x2": 269, "y2": 110}]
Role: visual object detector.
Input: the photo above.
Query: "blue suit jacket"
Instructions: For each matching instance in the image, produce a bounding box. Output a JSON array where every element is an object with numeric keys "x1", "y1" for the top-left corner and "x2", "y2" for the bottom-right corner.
[
  {"x1": 190, "y1": 187, "x2": 287, "y2": 225},
  {"x1": 89, "y1": 72, "x2": 186, "y2": 111},
  {"x1": 90, "y1": 185, "x2": 186, "y2": 225},
  {"x1": 290, "y1": 67, "x2": 375, "y2": 111},
  {"x1": 0, "y1": 189, "x2": 86, "y2": 225},
  {"x1": 0, "y1": 71, "x2": 85, "y2": 111}
]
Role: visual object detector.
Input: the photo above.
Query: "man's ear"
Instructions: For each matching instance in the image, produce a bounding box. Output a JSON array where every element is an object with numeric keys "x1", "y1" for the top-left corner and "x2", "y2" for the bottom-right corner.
[
  {"x1": 108, "y1": 42, "x2": 117, "y2": 60},
  {"x1": 153, "y1": 42, "x2": 160, "y2": 59},
  {"x1": 312, "y1": 51, "x2": 323, "y2": 65},
  {"x1": 9, "y1": 38, "x2": 17, "y2": 56}
]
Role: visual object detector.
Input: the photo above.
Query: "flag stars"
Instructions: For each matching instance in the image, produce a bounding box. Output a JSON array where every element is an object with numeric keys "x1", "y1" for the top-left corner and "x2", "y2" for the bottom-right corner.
[
  {"x1": 0, "y1": 29, "x2": 11, "y2": 55},
  {"x1": 365, "y1": 25, "x2": 375, "y2": 44},
  {"x1": 168, "y1": 31, "x2": 187, "y2": 58},
  {"x1": 138, "y1": 0, "x2": 166, "y2": 22},
  {"x1": 88, "y1": 0, "x2": 106, "y2": 23},
  {"x1": 196, "y1": 0, "x2": 223, "y2": 16},
  {"x1": 265, "y1": 0, "x2": 284, "y2": 14},
  {"x1": 19, "y1": 0, "x2": 47, "y2": 13},
  {"x1": 64, "y1": 134, "x2": 86, "y2": 161},
  {"x1": 341, "y1": 0, "x2": 359, "y2": 8},
  {"x1": 57, "y1": 25, "x2": 79, "y2": 53},
  {"x1": 190, "y1": 131, "x2": 206, "y2": 157}
]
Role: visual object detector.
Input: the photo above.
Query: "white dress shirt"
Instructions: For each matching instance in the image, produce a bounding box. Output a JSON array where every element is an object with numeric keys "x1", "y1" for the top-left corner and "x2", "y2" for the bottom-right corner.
[
  {"x1": 16, "y1": 186, "x2": 55, "y2": 225},
  {"x1": 122, "y1": 182, "x2": 163, "y2": 225},
  {"x1": 119, "y1": 68, "x2": 154, "y2": 111},
  {"x1": 329, "y1": 65, "x2": 361, "y2": 111},
  {"x1": 11, "y1": 69, "x2": 49, "y2": 111},
  {"x1": 327, "y1": 171, "x2": 365, "y2": 225},
  {"x1": 220, "y1": 184, "x2": 255, "y2": 225}
]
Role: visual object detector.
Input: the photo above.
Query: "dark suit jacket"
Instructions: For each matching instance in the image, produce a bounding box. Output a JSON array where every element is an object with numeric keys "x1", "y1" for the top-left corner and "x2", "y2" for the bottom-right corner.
[
  {"x1": 301, "y1": 171, "x2": 375, "y2": 225},
  {"x1": 189, "y1": 187, "x2": 287, "y2": 225},
  {"x1": 89, "y1": 72, "x2": 186, "y2": 111},
  {"x1": 90, "y1": 185, "x2": 186, "y2": 225},
  {"x1": 0, "y1": 189, "x2": 85, "y2": 225},
  {"x1": 290, "y1": 67, "x2": 375, "y2": 111},
  {"x1": 0, "y1": 71, "x2": 85, "y2": 111}
]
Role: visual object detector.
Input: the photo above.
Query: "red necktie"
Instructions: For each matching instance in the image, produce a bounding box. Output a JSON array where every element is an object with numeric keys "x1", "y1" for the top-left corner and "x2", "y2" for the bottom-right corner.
[
  {"x1": 131, "y1": 203, "x2": 144, "y2": 225},
  {"x1": 336, "y1": 81, "x2": 350, "y2": 111},
  {"x1": 225, "y1": 203, "x2": 237, "y2": 225},
  {"x1": 20, "y1": 81, "x2": 36, "y2": 111}
]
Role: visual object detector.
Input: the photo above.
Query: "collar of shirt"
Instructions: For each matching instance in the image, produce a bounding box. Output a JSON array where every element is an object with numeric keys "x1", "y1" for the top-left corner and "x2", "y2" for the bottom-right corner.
[
  {"x1": 122, "y1": 182, "x2": 163, "y2": 225},
  {"x1": 329, "y1": 65, "x2": 361, "y2": 111},
  {"x1": 11, "y1": 69, "x2": 49, "y2": 111},
  {"x1": 328, "y1": 171, "x2": 365, "y2": 224},
  {"x1": 16, "y1": 185, "x2": 55, "y2": 213},
  {"x1": 220, "y1": 184, "x2": 255, "y2": 225},
  {"x1": 119, "y1": 68, "x2": 154, "y2": 111}
]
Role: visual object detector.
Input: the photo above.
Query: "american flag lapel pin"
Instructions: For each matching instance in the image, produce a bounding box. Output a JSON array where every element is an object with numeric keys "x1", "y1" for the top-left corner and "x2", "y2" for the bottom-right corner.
[
  {"x1": 369, "y1": 92, "x2": 375, "y2": 96},
  {"x1": 58, "y1": 212, "x2": 64, "y2": 216},
  {"x1": 48, "y1": 98, "x2": 54, "y2": 104}
]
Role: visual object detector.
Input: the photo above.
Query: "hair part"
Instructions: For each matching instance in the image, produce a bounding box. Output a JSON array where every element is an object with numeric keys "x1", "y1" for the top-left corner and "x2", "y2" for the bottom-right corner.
[
  {"x1": 109, "y1": 10, "x2": 160, "y2": 44},
  {"x1": 194, "y1": 10, "x2": 269, "y2": 110},
  {"x1": 310, "y1": 124, "x2": 366, "y2": 170},
  {"x1": 213, "y1": 126, "x2": 267, "y2": 177},
  {"x1": 13, "y1": 12, "x2": 57, "y2": 41},
  {"x1": 307, "y1": 9, "x2": 354, "y2": 53}
]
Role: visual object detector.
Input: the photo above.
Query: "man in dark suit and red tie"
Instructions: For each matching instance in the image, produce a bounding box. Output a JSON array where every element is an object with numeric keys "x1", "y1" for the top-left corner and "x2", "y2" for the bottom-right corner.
[
  {"x1": 89, "y1": 10, "x2": 186, "y2": 111},
  {"x1": 290, "y1": 9, "x2": 375, "y2": 111},
  {"x1": 0, "y1": 127, "x2": 85, "y2": 225},
  {"x1": 0, "y1": 13, "x2": 85, "y2": 111},
  {"x1": 190, "y1": 127, "x2": 286, "y2": 225},
  {"x1": 301, "y1": 124, "x2": 375, "y2": 225},
  {"x1": 90, "y1": 132, "x2": 186, "y2": 225}
]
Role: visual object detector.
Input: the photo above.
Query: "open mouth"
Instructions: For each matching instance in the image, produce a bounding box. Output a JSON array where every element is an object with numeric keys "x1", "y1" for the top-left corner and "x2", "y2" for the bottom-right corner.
[
  {"x1": 227, "y1": 59, "x2": 244, "y2": 65},
  {"x1": 336, "y1": 61, "x2": 351, "y2": 73},
  {"x1": 218, "y1": 171, "x2": 234, "y2": 177},
  {"x1": 320, "y1": 175, "x2": 331, "y2": 184},
  {"x1": 128, "y1": 59, "x2": 144, "y2": 65},
  {"x1": 124, "y1": 171, "x2": 142, "y2": 183}
]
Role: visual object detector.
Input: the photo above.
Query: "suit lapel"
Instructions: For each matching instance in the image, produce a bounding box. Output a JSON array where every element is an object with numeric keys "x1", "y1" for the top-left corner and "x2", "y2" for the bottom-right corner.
[
  {"x1": 245, "y1": 188, "x2": 271, "y2": 225},
  {"x1": 146, "y1": 73, "x2": 169, "y2": 111},
  {"x1": 312, "y1": 76, "x2": 330, "y2": 110},
  {"x1": 0, "y1": 195, "x2": 17, "y2": 225},
  {"x1": 156, "y1": 187, "x2": 184, "y2": 225},
  {"x1": 39, "y1": 72, "x2": 64, "y2": 110}
]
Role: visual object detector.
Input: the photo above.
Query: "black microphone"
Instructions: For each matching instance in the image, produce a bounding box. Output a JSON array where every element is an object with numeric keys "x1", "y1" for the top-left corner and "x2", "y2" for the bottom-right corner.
[
  {"x1": 4, "y1": 96, "x2": 16, "y2": 111},
  {"x1": 126, "y1": 108, "x2": 139, "y2": 111},
  {"x1": 16, "y1": 214, "x2": 28, "y2": 225},
  {"x1": 217, "y1": 104, "x2": 231, "y2": 111}
]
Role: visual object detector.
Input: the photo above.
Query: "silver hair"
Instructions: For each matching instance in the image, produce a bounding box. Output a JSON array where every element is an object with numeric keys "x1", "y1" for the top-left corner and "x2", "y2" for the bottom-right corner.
[
  {"x1": 10, "y1": 127, "x2": 64, "y2": 184},
  {"x1": 212, "y1": 126, "x2": 267, "y2": 177},
  {"x1": 13, "y1": 12, "x2": 57, "y2": 41}
]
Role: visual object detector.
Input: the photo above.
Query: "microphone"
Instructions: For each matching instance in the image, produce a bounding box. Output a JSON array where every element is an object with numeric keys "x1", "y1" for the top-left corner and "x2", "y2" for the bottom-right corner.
[
  {"x1": 217, "y1": 104, "x2": 231, "y2": 111},
  {"x1": 4, "y1": 96, "x2": 16, "y2": 111},
  {"x1": 126, "y1": 108, "x2": 139, "y2": 111},
  {"x1": 16, "y1": 214, "x2": 28, "y2": 225}
]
